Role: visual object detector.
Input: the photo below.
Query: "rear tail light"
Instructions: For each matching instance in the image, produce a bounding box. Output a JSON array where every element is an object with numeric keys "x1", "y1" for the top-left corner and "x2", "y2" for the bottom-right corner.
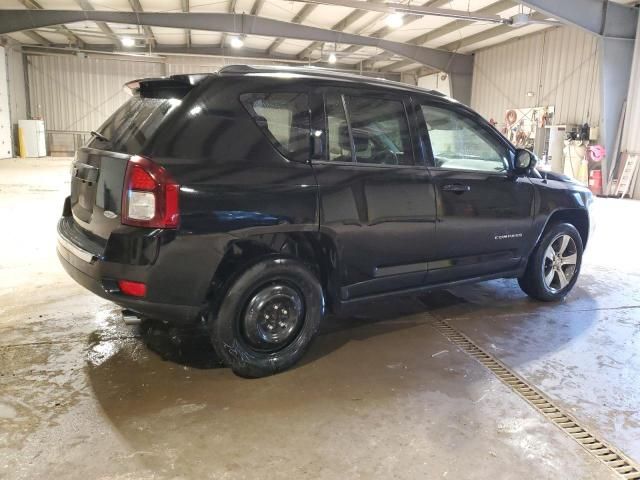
[
  {"x1": 118, "y1": 279, "x2": 147, "y2": 297},
  {"x1": 122, "y1": 155, "x2": 179, "y2": 228}
]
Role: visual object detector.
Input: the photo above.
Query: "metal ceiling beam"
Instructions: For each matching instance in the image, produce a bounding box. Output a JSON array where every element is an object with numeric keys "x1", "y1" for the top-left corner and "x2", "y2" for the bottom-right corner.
[
  {"x1": 128, "y1": 0, "x2": 156, "y2": 47},
  {"x1": 181, "y1": 0, "x2": 190, "y2": 48},
  {"x1": 25, "y1": 43, "x2": 306, "y2": 61},
  {"x1": 251, "y1": 0, "x2": 265, "y2": 15},
  {"x1": 18, "y1": 0, "x2": 86, "y2": 48},
  {"x1": 267, "y1": 3, "x2": 317, "y2": 56},
  {"x1": 20, "y1": 43, "x2": 402, "y2": 80},
  {"x1": 377, "y1": 59, "x2": 417, "y2": 72},
  {"x1": 336, "y1": 0, "x2": 451, "y2": 61},
  {"x1": 75, "y1": 0, "x2": 120, "y2": 47},
  {"x1": 297, "y1": 0, "x2": 385, "y2": 61},
  {"x1": 220, "y1": 0, "x2": 239, "y2": 49},
  {"x1": 519, "y1": 0, "x2": 638, "y2": 39},
  {"x1": 438, "y1": 11, "x2": 549, "y2": 52},
  {"x1": 366, "y1": 0, "x2": 514, "y2": 67},
  {"x1": 0, "y1": 9, "x2": 474, "y2": 74},
  {"x1": 289, "y1": 0, "x2": 508, "y2": 23},
  {"x1": 22, "y1": 30, "x2": 52, "y2": 46}
]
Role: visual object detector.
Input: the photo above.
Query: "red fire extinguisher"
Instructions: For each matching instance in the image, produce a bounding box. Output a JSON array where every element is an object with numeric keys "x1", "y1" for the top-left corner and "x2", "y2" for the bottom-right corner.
[{"x1": 589, "y1": 169, "x2": 603, "y2": 196}]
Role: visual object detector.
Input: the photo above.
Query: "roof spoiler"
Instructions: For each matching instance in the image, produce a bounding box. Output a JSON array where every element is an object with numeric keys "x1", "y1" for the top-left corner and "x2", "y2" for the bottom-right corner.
[{"x1": 124, "y1": 73, "x2": 212, "y2": 98}]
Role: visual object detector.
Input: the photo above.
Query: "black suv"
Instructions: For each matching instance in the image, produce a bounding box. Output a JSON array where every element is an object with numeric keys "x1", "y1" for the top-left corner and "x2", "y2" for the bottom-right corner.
[{"x1": 57, "y1": 65, "x2": 593, "y2": 377}]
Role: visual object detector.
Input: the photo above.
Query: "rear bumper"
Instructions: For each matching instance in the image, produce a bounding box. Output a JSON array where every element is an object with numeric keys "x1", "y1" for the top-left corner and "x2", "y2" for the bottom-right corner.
[{"x1": 57, "y1": 218, "x2": 203, "y2": 325}]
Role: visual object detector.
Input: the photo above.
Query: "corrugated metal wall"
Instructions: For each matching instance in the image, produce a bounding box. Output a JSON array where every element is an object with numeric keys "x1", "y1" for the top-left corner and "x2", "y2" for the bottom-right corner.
[
  {"x1": 4, "y1": 41, "x2": 27, "y2": 154},
  {"x1": 25, "y1": 54, "x2": 306, "y2": 133},
  {"x1": 26, "y1": 54, "x2": 164, "y2": 132},
  {"x1": 25, "y1": 53, "x2": 401, "y2": 137},
  {"x1": 164, "y1": 56, "x2": 282, "y2": 75},
  {"x1": 471, "y1": 26, "x2": 601, "y2": 131},
  {"x1": 6, "y1": 43, "x2": 27, "y2": 129}
]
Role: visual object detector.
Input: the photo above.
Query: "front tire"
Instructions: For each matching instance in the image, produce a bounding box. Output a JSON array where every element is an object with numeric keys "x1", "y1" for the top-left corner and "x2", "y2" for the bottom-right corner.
[
  {"x1": 518, "y1": 222, "x2": 583, "y2": 302},
  {"x1": 209, "y1": 257, "x2": 323, "y2": 378}
]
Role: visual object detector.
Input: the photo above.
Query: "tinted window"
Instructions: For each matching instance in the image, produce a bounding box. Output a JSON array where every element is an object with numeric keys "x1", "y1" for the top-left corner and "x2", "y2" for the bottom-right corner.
[
  {"x1": 325, "y1": 94, "x2": 413, "y2": 166},
  {"x1": 421, "y1": 105, "x2": 509, "y2": 173},
  {"x1": 326, "y1": 94, "x2": 352, "y2": 162},
  {"x1": 90, "y1": 96, "x2": 180, "y2": 154},
  {"x1": 241, "y1": 93, "x2": 310, "y2": 162}
]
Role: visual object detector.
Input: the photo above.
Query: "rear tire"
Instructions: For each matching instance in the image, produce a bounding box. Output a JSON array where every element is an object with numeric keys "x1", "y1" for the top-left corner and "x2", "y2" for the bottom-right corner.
[
  {"x1": 518, "y1": 222, "x2": 583, "y2": 302},
  {"x1": 209, "y1": 257, "x2": 323, "y2": 378}
]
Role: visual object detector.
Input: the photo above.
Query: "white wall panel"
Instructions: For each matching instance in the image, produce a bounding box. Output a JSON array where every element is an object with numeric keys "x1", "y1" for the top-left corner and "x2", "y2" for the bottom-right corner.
[
  {"x1": 471, "y1": 26, "x2": 601, "y2": 131},
  {"x1": 165, "y1": 56, "x2": 223, "y2": 75},
  {"x1": 25, "y1": 54, "x2": 300, "y2": 133},
  {"x1": 0, "y1": 47, "x2": 13, "y2": 158},
  {"x1": 163, "y1": 56, "x2": 283, "y2": 76},
  {"x1": 417, "y1": 72, "x2": 451, "y2": 96},
  {"x1": 26, "y1": 54, "x2": 163, "y2": 132},
  {"x1": 6, "y1": 43, "x2": 26, "y2": 125},
  {"x1": 4, "y1": 40, "x2": 27, "y2": 155}
]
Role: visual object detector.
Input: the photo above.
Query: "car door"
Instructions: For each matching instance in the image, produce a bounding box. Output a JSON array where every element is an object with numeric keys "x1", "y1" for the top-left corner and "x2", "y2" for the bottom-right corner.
[
  {"x1": 311, "y1": 87, "x2": 437, "y2": 300},
  {"x1": 416, "y1": 98, "x2": 535, "y2": 284}
]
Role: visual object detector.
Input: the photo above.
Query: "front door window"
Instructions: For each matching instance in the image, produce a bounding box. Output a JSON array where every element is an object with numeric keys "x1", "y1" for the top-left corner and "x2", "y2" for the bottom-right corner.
[{"x1": 421, "y1": 105, "x2": 509, "y2": 173}]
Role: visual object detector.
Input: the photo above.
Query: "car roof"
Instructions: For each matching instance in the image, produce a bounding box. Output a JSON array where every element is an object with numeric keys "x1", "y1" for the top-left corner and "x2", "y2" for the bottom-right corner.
[{"x1": 217, "y1": 64, "x2": 451, "y2": 100}]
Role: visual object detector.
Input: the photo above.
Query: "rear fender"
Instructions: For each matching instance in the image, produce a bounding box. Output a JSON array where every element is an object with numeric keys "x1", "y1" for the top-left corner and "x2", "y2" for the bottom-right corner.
[{"x1": 207, "y1": 231, "x2": 341, "y2": 316}]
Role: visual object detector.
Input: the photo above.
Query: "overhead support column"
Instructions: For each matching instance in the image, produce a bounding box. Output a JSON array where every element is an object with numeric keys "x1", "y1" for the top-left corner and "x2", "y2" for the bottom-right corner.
[
  {"x1": 449, "y1": 72, "x2": 472, "y2": 106},
  {"x1": 520, "y1": 0, "x2": 637, "y2": 39},
  {"x1": 600, "y1": 37, "x2": 635, "y2": 188}
]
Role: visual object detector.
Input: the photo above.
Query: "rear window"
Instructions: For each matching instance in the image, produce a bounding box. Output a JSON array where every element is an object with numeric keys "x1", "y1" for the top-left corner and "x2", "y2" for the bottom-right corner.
[
  {"x1": 89, "y1": 97, "x2": 181, "y2": 154},
  {"x1": 241, "y1": 93, "x2": 310, "y2": 162}
]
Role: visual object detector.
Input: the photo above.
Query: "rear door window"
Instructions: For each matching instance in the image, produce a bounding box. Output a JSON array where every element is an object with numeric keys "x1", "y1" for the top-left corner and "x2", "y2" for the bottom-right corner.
[
  {"x1": 241, "y1": 93, "x2": 310, "y2": 162},
  {"x1": 325, "y1": 93, "x2": 414, "y2": 166}
]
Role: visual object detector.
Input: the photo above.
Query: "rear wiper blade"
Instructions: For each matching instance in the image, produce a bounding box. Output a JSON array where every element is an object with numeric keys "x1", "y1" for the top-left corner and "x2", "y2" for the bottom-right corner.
[{"x1": 90, "y1": 130, "x2": 110, "y2": 142}]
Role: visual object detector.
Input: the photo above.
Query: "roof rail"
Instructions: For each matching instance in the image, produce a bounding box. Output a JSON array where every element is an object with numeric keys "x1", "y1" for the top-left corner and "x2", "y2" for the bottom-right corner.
[{"x1": 217, "y1": 64, "x2": 447, "y2": 98}]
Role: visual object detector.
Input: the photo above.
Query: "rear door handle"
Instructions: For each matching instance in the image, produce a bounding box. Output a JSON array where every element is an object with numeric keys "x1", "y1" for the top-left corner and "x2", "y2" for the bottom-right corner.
[{"x1": 442, "y1": 183, "x2": 471, "y2": 193}]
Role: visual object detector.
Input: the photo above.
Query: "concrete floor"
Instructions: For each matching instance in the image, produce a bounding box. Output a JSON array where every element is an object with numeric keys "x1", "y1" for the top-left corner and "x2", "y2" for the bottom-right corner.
[{"x1": 1, "y1": 157, "x2": 639, "y2": 479}]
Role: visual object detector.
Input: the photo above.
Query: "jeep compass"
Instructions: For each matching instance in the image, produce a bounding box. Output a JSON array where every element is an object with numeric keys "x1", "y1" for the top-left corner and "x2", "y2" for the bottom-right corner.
[{"x1": 57, "y1": 65, "x2": 593, "y2": 377}]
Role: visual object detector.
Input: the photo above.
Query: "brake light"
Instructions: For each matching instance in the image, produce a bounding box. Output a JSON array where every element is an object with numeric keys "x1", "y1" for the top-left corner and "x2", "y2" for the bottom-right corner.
[
  {"x1": 118, "y1": 279, "x2": 147, "y2": 297},
  {"x1": 122, "y1": 155, "x2": 179, "y2": 228}
]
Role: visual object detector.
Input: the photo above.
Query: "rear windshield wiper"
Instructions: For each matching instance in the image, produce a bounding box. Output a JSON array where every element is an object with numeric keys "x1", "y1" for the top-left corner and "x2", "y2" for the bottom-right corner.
[{"x1": 90, "y1": 130, "x2": 110, "y2": 142}]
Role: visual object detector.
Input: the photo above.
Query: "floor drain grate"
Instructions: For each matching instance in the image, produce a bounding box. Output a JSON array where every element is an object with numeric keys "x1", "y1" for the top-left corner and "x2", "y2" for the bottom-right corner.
[{"x1": 431, "y1": 319, "x2": 640, "y2": 480}]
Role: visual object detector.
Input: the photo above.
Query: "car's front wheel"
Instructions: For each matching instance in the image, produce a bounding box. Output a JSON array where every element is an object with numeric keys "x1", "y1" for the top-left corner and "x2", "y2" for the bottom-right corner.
[
  {"x1": 209, "y1": 257, "x2": 323, "y2": 378},
  {"x1": 518, "y1": 222, "x2": 583, "y2": 302}
]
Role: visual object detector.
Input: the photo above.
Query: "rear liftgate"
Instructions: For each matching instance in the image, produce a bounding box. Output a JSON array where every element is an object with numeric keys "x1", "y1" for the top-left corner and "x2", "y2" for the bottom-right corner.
[{"x1": 431, "y1": 319, "x2": 640, "y2": 480}]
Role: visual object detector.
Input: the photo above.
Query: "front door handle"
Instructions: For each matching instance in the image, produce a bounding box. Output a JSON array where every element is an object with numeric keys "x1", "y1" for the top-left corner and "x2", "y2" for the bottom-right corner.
[{"x1": 442, "y1": 183, "x2": 471, "y2": 193}]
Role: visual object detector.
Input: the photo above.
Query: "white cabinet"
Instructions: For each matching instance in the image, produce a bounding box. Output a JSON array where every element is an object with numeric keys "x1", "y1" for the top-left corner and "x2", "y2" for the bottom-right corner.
[{"x1": 18, "y1": 120, "x2": 47, "y2": 157}]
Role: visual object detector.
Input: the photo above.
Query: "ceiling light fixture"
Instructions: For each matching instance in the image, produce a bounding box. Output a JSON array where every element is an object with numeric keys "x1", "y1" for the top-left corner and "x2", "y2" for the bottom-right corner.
[
  {"x1": 386, "y1": 13, "x2": 404, "y2": 28},
  {"x1": 230, "y1": 36, "x2": 244, "y2": 48},
  {"x1": 510, "y1": 13, "x2": 530, "y2": 27},
  {"x1": 328, "y1": 52, "x2": 337, "y2": 64},
  {"x1": 121, "y1": 37, "x2": 135, "y2": 47}
]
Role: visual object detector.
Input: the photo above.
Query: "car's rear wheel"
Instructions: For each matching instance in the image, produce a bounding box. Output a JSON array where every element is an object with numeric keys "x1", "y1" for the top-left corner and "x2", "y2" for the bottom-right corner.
[
  {"x1": 518, "y1": 222, "x2": 583, "y2": 302},
  {"x1": 209, "y1": 257, "x2": 323, "y2": 378}
]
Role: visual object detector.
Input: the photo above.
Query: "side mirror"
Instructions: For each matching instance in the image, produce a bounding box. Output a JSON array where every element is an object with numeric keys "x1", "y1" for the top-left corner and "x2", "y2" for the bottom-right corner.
[{"x1": 514, "y1": 149, "x2": 536, "y2": 173}]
